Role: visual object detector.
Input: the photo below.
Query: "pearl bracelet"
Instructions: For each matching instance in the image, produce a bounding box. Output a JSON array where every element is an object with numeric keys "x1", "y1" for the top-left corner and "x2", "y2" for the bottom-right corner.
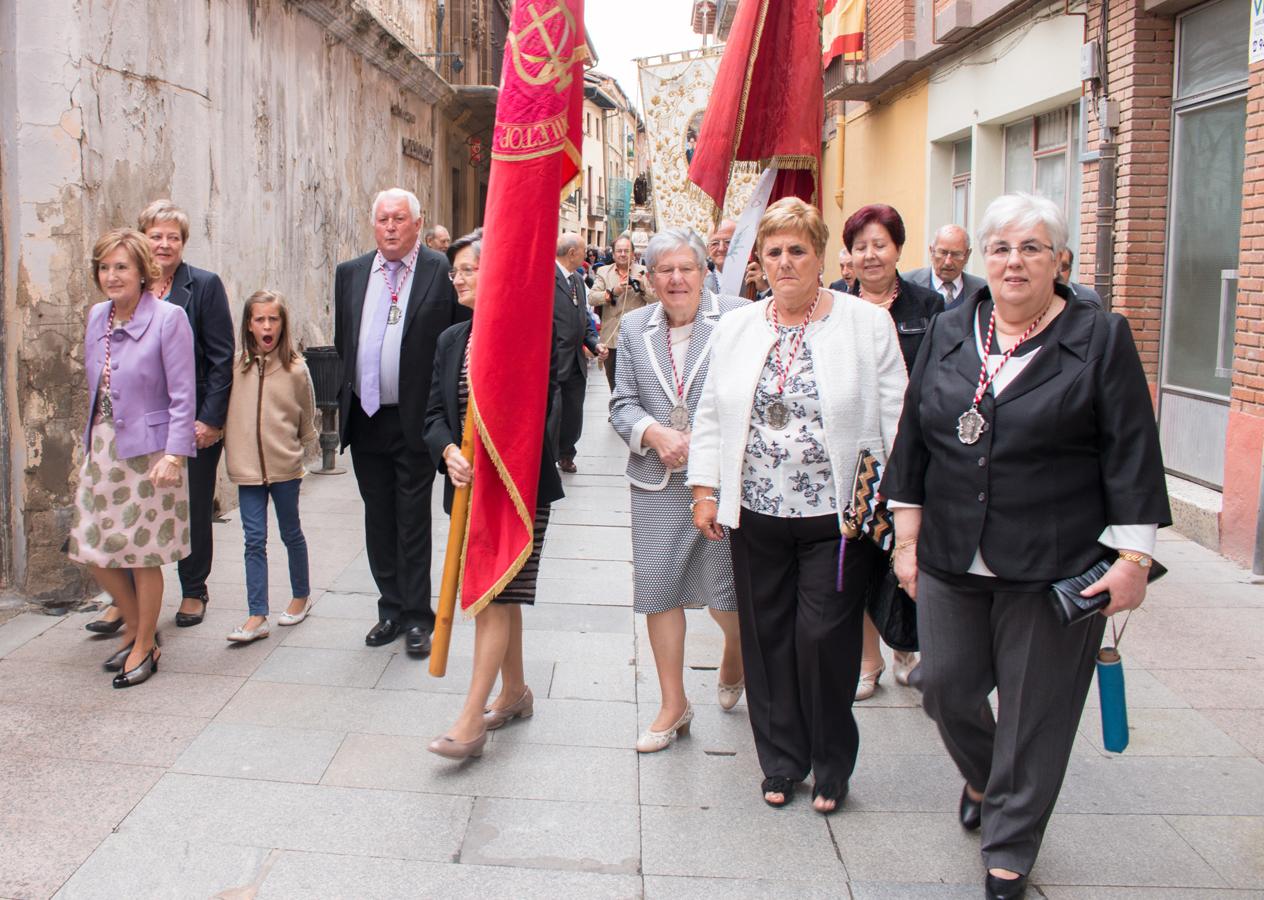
[{"x1": 689, "y1": 495, "x2": 719, "y2": 511}]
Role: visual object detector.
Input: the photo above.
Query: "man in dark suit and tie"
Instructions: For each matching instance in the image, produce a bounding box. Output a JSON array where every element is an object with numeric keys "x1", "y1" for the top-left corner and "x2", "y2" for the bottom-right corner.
[
  {"x1": 553, "y1": 233, "x2": 604, "y2": 473},
  {"x1": 334, "y1": 188, "x2": 466, "y2": 658},
  {"x1": 904, "y1": 224, "x2": 986, "y2": 312}
]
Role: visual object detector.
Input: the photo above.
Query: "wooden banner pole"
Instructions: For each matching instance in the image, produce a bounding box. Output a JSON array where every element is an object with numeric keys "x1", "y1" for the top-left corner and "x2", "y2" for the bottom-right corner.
[{"x1": 428, "y1": 405, "x2": 475, "y2": 678}]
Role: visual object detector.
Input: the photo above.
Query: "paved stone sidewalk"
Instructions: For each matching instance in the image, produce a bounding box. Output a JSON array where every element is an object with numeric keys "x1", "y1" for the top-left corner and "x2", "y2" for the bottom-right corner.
[{"x1": 1, "y1": 376, "x2": 1262, "y2": 899}]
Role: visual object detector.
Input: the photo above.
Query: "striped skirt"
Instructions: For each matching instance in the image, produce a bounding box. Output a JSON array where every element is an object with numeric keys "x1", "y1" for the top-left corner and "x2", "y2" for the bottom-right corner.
[{"x1": 495, "y1": 505, "x2": 551, "y2": 605}]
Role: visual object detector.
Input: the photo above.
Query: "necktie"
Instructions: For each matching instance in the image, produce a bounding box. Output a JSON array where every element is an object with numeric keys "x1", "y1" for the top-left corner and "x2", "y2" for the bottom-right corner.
[
  {"x1": 360, "y1": 260, "x2": 403, "y2": 417},
  {"x1": 570, "y1": 275, "x2": 579, "y2": 306},
  {"x1": 942, "y1": 282, "x2": 956, "y2": 308}
]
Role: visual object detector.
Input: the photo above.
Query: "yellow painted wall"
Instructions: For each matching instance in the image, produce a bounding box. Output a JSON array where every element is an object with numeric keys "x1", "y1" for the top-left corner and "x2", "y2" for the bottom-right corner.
[{"x1": 822, "y1": 78, "x2": 930, "y2": 281}]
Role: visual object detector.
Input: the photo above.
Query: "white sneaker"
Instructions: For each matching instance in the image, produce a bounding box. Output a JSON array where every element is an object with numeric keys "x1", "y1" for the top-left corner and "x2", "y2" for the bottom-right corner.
[
  {"x1": 227, "y1": 621, "x2": 270, "y2": 642},
  {"x1": 277, "y1": 598, "x2": 312, "y2": 626}
]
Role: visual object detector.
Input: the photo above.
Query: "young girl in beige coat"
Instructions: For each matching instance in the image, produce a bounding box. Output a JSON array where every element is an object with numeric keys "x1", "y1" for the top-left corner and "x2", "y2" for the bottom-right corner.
[{"x1": 223, "y1": 291, "x2": 318, "y2": 642}]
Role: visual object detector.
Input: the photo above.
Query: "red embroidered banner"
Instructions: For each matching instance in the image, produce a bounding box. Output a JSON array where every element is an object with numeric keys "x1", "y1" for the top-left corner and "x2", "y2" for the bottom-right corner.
[{"x1": 461, "y1": 0, "x2": 585, "y2": 615}]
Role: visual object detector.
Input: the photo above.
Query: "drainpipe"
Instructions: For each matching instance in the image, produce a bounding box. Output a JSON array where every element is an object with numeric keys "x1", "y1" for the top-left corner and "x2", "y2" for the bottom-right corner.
[
  {"x1": 1253, "y1": 455, "x2": 1264, "y2": 580},
  {"x1": 1094, "y1": 142, "x2": 1115, "y2": 309}
]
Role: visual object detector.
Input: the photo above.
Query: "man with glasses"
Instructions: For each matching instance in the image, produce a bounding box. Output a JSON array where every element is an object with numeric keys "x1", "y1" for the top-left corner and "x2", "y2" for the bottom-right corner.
[
  {"x1": 703, "y1": 219, "x2": 737, "y2": 295},
  {"x1": 906, "y1": 224, "x2": 985, "y2": 312},
  {"x1": 590, "y1": 233, "x2": 655, "y2": 391}
]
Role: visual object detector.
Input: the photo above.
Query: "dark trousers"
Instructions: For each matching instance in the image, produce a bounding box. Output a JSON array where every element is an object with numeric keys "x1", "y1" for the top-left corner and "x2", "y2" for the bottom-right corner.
[
  {"x1": 602, "y1": 348, "x2": 617, "y2": 392},
  {"x1": 917, "y1": 569, "x2": 1106, "y2": 875},
  {"x1": 729, "y1": 509, "x2": 878, "y2": 788},
  {"x1": 348, "y1": 403, "x2": 436, "y2": 630},
  {"x1": 177, "y1": 440, "x2": 222, "y2": 600},
  {"x1": 556, "y1": 371, "x2": 587, "y2": 460}
]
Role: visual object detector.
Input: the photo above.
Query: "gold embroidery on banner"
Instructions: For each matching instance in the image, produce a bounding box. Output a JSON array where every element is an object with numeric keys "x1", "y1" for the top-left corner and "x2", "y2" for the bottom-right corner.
[{"x1": 507, "y1": 0, "x2": 587, "y2": 93}]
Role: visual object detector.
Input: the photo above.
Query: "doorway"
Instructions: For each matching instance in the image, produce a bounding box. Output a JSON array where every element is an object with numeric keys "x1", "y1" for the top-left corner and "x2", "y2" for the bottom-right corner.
[{"x1": 1158, "y1": 0, "x2": 1249, "y2": 488}]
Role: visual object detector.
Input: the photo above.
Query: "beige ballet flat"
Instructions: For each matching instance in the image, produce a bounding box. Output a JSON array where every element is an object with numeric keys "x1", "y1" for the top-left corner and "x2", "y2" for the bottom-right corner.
[
  {"x1": 636, "y1": 704, "x2": 693, "y2": 753},
  {"x1": 427, "y1": 730, "x2": 487, "y2": 760},
  {"x1": 717, "y1": 679, "x2": 745, "y2": 711}
]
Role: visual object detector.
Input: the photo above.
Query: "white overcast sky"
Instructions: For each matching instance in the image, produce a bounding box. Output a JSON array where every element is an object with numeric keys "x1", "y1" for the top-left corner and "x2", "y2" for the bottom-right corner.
[{"x1": 585, "y1": 2, "x2": 710, "y2": 111}]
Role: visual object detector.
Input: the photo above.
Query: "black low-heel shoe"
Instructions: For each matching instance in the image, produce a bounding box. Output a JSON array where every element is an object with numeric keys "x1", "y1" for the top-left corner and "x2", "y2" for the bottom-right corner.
[
  {"x1": 959, "y1": 784, "x2": 983, "y2": 831},
  {"x1": 174, "y1": 597, "x2": 208, "y2": 628},
  {"x1": 85, "y1": 614, "x2": 124, "y2": 634},
  {"x1": 112, "y1": 649, "x2": 159, "y2": 689},
  {"x1": 761, "y1": 776, "x2": 798, "y2": 808},
  {"x1": 103, "y1": 642, "x2": 135, "y2": 672},
  {"x1": 984, "y1": 872, "x2": 1028, "y2": 900}
]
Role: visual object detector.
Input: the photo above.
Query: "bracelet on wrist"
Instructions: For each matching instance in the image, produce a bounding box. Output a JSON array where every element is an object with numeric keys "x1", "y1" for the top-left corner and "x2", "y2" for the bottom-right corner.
[
  {"x1": 1117, "y1": 550, "x2": 1152, "y2": 569},
  {"x1": 893, "y1": 538, "x2": 917, "y2": 553},
  {"x1": 689, "y1": 495, "x2": 719, "y2": 511}
]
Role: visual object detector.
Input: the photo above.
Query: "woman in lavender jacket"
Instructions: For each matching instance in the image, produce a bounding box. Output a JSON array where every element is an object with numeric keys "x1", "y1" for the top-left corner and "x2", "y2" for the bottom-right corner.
[{"x1": 66, "y1": 229, "x2": 196, "y2": 688}]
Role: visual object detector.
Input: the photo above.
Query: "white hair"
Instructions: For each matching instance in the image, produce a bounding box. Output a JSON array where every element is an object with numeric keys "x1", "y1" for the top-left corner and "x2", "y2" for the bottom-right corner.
[
  {"x1": 931, "y1": 223, "x2": 971, "y2": 250},
  {"x1": 372, "y1": 188, "x2": 421, "y2": 221},
  {"x1": 556, "y1": 232, "x2": 583, "y2": 258},
  {"x1": 644, "y1": 227, "x2": 707, "y2": 271},
  {"x1": 976, "y1": 192, "x2": 1067, "y2": 256}
]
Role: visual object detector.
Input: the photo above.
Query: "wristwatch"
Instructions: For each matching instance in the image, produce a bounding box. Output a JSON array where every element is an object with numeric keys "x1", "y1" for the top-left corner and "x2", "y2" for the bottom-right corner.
[{"x1": 1117, "y1": 551, "x2": 1152, "y2": 569}]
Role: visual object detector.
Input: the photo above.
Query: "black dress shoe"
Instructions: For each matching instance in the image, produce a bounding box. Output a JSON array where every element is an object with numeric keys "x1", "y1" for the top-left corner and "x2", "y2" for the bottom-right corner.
[
  {"x1": 984, "y1": 871, "x2": 1027, "y2": 900},
  {"x1": 365, "y1": 619, "x2": 401, "y2": 647},
  {"x1": 85, "y1": 614, "x2": 124, "y2": 635},
  {"x1": 174, "y1": 597, "x2": 208, "y2": 628},
  {"x1": 959, "y1": 784, "x2": 983, "y2": 831},
  {"x1": 405, "y1": 626, "x2": 432, "y2": 658},
  {"x1": 558, "y1": 457, "x2": 577, "y2": 473}
]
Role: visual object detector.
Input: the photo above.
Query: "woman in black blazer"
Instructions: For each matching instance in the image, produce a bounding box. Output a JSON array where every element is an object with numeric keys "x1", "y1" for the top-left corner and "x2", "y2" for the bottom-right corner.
[
  {"x1": 85, "y1": 200, "x2": 235, "y2": 634},
  {"x1": 882, "y1": 193, "x2": 1170, "y2": 900},
  {"x1": 842, "y1": 203, "x2": 943, "y2": 697},
  {"x1": 422, "y1": 229, "x2": 564, "y2": 762}
]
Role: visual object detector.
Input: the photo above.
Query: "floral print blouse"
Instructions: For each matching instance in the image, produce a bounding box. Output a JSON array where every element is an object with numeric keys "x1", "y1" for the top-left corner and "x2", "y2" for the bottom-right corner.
[{"x1": 741, "y1": 320, "x2": 837, "y2": 517}]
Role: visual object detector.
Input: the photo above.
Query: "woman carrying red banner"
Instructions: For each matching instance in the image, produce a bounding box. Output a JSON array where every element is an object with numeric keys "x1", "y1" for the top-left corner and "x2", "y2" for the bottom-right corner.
[{"x1": 423, "y1": 229, "x2": 565, "y2": 760}]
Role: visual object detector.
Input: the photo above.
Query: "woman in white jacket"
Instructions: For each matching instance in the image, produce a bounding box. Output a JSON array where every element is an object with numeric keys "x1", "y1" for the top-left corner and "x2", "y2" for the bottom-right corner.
[{"x1": 688, "y1": 197, "x2": 907, "y2": 813}]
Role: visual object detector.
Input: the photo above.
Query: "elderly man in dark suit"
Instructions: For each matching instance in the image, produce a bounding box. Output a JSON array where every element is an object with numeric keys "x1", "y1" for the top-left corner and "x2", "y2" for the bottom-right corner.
[
  {"x1": 552, "y1": 232, "x2": 604, "y2": 473},
  {"x1": 1057, "y1": 249, "x2": 1103, "y2": 307},
  {"x1": 334, "y1": 188, "x2": 466, "y2": 658},
  {"x1": 905, "y1": 224, "x2": 986, "y2": 312}
]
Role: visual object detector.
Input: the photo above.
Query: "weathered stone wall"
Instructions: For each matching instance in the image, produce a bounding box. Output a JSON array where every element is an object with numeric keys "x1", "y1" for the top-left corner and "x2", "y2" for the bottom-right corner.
[{"x1": 1, "y1": 0, "x2": 449, "y2": 601}]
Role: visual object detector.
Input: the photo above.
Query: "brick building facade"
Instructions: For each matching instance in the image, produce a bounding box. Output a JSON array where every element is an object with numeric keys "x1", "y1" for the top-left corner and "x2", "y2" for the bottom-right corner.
[{"x1": 824, "y1": 0, "x2": 1262, "y2": 568}]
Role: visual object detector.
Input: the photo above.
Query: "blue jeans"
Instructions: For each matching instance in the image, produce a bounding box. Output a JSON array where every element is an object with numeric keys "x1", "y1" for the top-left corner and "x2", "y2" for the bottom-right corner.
[{"x1": 239, "y1": 479, "x2": 309, "y2": 617}]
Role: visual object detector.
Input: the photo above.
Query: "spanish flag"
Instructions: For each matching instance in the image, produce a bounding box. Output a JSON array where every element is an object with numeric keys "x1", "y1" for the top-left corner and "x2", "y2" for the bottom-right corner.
[
  {"x1": 462, "y1": 0, "x2": 586, "y2": 615},
  {"x1": 823, "y1": 0, "x2": 865, "y2": 68}
]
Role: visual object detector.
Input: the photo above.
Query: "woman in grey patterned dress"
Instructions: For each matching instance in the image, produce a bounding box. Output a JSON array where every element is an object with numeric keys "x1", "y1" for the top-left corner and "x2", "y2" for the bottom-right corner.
[{"x1": 610, "y1": 228, "x2": 747, "y2": 753}]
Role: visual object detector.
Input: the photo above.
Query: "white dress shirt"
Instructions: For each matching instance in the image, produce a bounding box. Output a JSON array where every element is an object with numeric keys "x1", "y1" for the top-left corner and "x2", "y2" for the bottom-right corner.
[{"x1": 356, "y1": 248, "x2": 418, "y2": 407}]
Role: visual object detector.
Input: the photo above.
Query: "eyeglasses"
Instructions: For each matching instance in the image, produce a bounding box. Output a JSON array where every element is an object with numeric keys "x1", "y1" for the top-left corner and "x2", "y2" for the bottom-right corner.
[
  {"x1": 985, "y1": 241, "x2": 1054, "y2": 260},
  {"x1": 932, "y1": 249, "x2": 967, "y2": 262},
  {"x1": 707, "y1": 239, "x2": 731, "y2": 249},
  {"x1": 447, "y1": 266, "x2": 478, "y2": 281},
  {"x1": 653, "y1": 265, "x2": 701, "y2": 278}
]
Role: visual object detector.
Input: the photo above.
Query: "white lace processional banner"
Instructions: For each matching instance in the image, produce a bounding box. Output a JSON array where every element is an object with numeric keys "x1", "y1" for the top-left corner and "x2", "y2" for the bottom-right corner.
[{"x1": 637, "y1": 48, "x2": 759, "y2": 237}]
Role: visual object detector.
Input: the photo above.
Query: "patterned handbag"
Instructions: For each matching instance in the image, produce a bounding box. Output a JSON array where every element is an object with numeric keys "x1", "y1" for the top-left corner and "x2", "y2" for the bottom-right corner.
[{"x1": 841, "y1": 448, "x2": 894, "y2": 553}]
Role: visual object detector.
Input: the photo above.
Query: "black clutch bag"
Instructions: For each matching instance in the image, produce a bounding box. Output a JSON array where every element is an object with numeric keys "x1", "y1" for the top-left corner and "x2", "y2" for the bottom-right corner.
[
  {"x1": 866, "y1": 568, "x2": 918, "y2": 652},
  {"x1": 1050, "y1": 557, "x2": 1168, "y2": 627}
]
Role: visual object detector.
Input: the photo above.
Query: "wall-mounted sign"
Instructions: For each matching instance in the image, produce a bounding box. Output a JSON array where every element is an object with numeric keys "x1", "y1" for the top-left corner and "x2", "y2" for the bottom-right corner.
[
  {"x1": 390, "y1": 103, "x2": 417, "y2": 124},
  {"x1": 1251, "y1": 0, "x2": 1264, "y2": 65},
  {"x1": 402, "y1": 138, "x2": 433, "y2": 164}
]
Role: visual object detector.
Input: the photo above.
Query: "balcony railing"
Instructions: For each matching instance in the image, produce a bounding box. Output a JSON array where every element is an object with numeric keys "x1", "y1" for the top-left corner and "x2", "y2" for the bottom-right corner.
[{"x1": 590, "y1": 195, "x2": 606, "y2": 217}]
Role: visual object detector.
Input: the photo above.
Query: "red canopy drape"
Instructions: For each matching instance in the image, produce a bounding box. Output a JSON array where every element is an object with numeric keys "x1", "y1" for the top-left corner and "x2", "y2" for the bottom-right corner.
[{"x1": 688, "y1": 0, "x2": 824, "y2": 212}]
